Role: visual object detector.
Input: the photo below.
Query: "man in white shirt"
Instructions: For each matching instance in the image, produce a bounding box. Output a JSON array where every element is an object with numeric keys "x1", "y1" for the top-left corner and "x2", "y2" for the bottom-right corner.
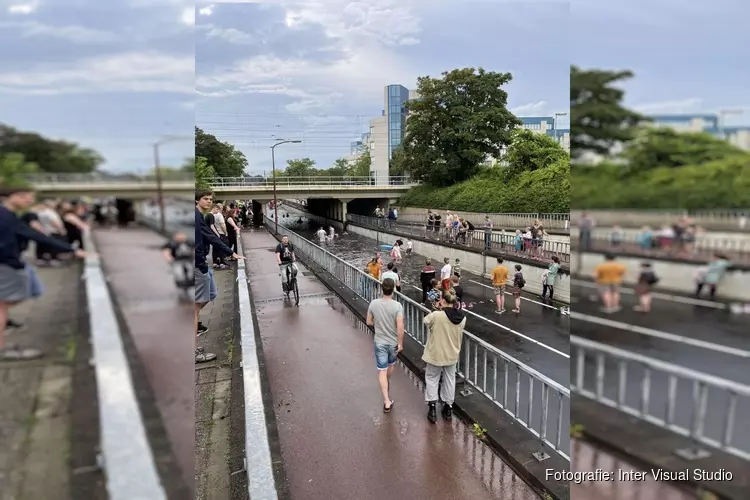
[
  {"x1": 316, "y1": 227, "x2": 327, "y2": 244},
  {"x1": 440, "y1": 257, "x2": 452, "y2": 290},
  {"x1": 213, "y1": 204, "x2": 227, "y2": 236},
  {"x1": 381, "y1": 262, "x2": 400, "y2": 289}
]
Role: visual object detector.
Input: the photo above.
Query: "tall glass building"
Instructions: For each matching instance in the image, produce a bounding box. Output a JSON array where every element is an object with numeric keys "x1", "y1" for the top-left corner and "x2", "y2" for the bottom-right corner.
[{"x1": 385, "y1": 84, "x2": 411, "y2": 159}]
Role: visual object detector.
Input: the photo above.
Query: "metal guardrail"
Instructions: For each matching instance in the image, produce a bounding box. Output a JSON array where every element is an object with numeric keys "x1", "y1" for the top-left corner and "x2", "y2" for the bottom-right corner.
[
  {"x1": 264, "y1": 215, "x2": 571, "y2": 461},
  {"x1": 394, "y1": 211, "x2": 571, "y2": 231},
  {"x1": 576, "y1": 228, "x2": 750, "y2": 253},
  {"x1": 81, "y1": 230, "x2": 167, "y2": 499},
  {"x1": 209, "y1": 176, "x2": 417, "y2": 187},
  {"x1": 570, "y1": 334, "x2": 750, "y2": 461},
  {"x1": 347, "y1": 214, "x2": 571, "y2": 262},
  {"x1": 25, "y1": 173, "x2": 193, "y2": 183},
  {"x1": 571, "y1": 210, "x2": 750, "y2": 231}
]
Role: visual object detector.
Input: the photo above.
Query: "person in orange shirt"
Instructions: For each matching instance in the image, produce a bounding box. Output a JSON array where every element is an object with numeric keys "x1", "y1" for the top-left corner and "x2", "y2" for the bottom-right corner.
[
  {"x1": 367, "y1": 256, "x2": 381, "y2": 280},
  {"x1": 490, "y1": 257, "x2": 509, "y2": 314},
  {"x1": 594, "y1": 254, "x2": 627, "y2": 313}
]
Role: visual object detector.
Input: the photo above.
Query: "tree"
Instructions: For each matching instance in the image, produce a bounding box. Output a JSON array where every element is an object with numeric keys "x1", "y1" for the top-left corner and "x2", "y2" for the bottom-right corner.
[
  {"x1": 396, "y1": 67, "x2": 522, "y2": 187},
  {"x1": 180, "y1": 157, "x2": 195, "y2": 173},
  {"x1": 283, "y1": 157, "x2": 316, "y2": 177},
  {"x1": 0, "y1": 124, "x2": 104, "y2": 173},
  {"x1": 350, "y1": 148, "x2": 371, "y2": 177},
  {"x1": 389, "y1": 147, "x2": 408, "y2": 177},
  {"x1": 195, "y1": 156, "x2": 215, "y2": 189},
  {"x1": 619, "y1": 127, "x2": 749, "y2": 175},
  {"x1": 570, "y1": 66, "x2": 647, "y2": 160},
  {"x1": 195, "y1": 127, "x2": 248, "y2": 177},
  {"x1": 324, "y1": 157, "x2": 351, "y2": 177},
  {"x1": 503, "y1": 129, "x2": 570, "y2": 178},
  {"x1": 0, "y1": 153, "x2": 38, "y2": 187}
]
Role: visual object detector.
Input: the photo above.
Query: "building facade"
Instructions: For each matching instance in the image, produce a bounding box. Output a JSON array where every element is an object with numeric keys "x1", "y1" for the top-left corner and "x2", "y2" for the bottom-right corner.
[{"x1": 649, "y1": 114, "x2": 750, "y2": 150}]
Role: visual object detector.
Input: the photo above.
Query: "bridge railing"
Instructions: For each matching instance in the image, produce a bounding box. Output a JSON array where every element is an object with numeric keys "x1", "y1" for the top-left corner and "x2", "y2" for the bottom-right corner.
[
  {"x1": 265, "y1": 215, "x2": 571, "y2": 462},
  {"x1": 571, "y1": 334, "x2": 750, "y2": 461},
  {"x1": 571, "y1": 210, "x2": 750, "y2": 231},
  {"x1": 395, "y1": 210, "x2": 571, "y2": 231},
  {"x1": 347, "y1": 214, "x2": 572, "y2": 261},
  {"x1": 209, "y1": 176, "x2": 416, "y2": 187},
  {"x1": 25, "y1": 173, "x2": 193, "y2": 183}
]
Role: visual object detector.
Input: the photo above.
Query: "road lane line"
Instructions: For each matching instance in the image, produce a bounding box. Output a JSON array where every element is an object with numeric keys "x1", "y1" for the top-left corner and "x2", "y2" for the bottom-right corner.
[
  {"x1": 571, "y1": 312, "x2": 750, "y2": 358},
  {"x1": 409, "y1": 285, "x2": 570, "y2": 359},
  {"x1": 570, "y1": 279, "x2": 727, "y2": 309},
  {"x1": 468, "y1": 279, "x2": 561, "y2": 310}
]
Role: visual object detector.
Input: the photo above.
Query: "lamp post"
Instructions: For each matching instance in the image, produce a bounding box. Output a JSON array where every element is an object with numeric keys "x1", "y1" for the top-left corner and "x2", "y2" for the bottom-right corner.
[
  {"x1": 718, "y1": 109, "x2": 743, "y2": 140},
  {"x1": 271, "y1": 139, "x2": 302, "y2": 234},
  {"x1": 153, "y1": 135, "x2": 191, "y2": 233},
  {"x1": 553, "y1": 112, "x2": 567, "y2": 145}
]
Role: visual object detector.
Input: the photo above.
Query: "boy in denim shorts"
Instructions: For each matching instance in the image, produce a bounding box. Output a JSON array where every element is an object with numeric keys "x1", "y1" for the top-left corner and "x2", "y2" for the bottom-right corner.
[{"x1": 366, "y1": 278, "x2": 404, "y2": 413}]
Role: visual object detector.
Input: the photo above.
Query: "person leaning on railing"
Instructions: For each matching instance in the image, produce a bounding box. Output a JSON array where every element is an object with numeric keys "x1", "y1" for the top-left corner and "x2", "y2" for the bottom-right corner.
[{"x1": 422, "y1": 290, "x2": 466, "y2": 423}]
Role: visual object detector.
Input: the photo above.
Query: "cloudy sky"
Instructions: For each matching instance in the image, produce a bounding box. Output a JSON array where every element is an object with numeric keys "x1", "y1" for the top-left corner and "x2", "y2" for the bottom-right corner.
[
  {"x1": 0, "y1": 0, "x2": 194, "y2": 173},
  {"x1": 195, "y1": 1, "x2": 570, "y2": 175},
  {"x1": 574, "y1": 0, "x2": 749, "y2": 124}
]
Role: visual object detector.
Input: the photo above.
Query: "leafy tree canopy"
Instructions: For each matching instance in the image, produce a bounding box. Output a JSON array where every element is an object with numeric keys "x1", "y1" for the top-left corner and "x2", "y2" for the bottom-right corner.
[
  {"x1": 394, "y1": 67, "x2": 522, "y2": 187},
  {"x1": 504, "y1": 129, "x2": 570, "y2": 179},
  {"x1": 570, "y1": 66, "x2": 647, "y2": 159},
  {"x1": 195, "y1": 127, "x2": 248, "y2": 177},
  {"x1": 0, "y1": 152, "x2": 38, "y2": 187},
  {"x1": 282, "y1": 157, "x2": 317, "y2": 177},
  {"x1": 349, "y1": 148, "x2": 371, "y2": 177},
  {"x1": 195, "y1": 156, "x2": 215, "y2": 189},
  {"x1": 0, "y1": 124, "x2": 104, "y2": 173}
]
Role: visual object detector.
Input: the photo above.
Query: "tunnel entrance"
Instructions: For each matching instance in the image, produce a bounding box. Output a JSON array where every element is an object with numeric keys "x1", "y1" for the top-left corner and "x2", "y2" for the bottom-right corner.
[{"x1": 115, "y1": 199, "x2": 135, "y2": 226}]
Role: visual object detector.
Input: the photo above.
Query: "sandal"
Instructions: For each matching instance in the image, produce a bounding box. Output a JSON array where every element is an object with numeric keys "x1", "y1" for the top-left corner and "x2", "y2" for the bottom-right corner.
[{"x1": 383, "y1": 400, "x2": 394, "y2": 413}]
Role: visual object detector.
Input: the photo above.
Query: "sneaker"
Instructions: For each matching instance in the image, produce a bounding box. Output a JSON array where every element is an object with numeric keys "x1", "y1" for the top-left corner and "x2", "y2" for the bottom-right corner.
[
  {"x1": 495, "y1": 309, "x2": 506, "y2": 314},
  {"x1": 441, "y1": 403, "x2": 453, "y2": 421},
  {"x1": 282, "y1": 282, "x2": 289, "y2": 293},
  {"x1": 195, "y1": 347, "x2": 216, "y2": 363},
  {"x1": 0, "y1": 346, "x2": 43, "y2": 361},
  {"x1": 6, "y1": 319, "x2": 24, "y2": 329},
  {"x1": 197, "y1": 323, "x2": 208, "y2": 336},
  {"x1": 512, "y1": 309, "x2": 520, "y2": 313},
  {"x1": 427, "y1": 402, "x2": 437, "y2": 423}
]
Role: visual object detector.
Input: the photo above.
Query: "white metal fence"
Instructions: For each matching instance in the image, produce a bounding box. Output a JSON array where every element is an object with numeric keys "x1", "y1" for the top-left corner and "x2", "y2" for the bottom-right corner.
[
  {"x1": 571, "y1": 335, "x2": 750, "y2": 461},
  {"x1": 571, "y1": 210, "x2": 750, "y2": 231},
  {"x1": 265, "y1": 215, "x2": 571, "y2": 461},
  {"x1": 209, "y1": 176, "x2": 416, "y2": 187},
  {"x1": 394, "y1": 210, "x2": 571, "y2": 231}
]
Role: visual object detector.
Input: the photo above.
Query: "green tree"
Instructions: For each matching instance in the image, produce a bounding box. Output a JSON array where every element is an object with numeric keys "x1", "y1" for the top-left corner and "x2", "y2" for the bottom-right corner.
[
  {"x1": 397, "y1": 67, "x2": 522, "y2": 187},
  {"x1": 350, "y1": 148, "x2": 371, "y2": 177},
  {"x1": 326, "y1": 157, "x2": 351, "y2": 177},
  {"x1": 0, "y1": 124, "x2": 104, "y2": 173},
  {"x1": 570, "y1": 66, "x2": 647, "y2": 160},
  {"x1": 195, "y1": 127, "x2": 247, "y2": 177},
  {"x1": 181, "y1": 157, "x2": 195, "y2": 173},
  {"x1": 504, "y1": 129, "x2": 570, "y2": 178},
  {"x1": 284, "y1": 157, "x2": 316, "y2": 177},
  {"x1": 619, "y1": 127, "x2": 748, "y2": 175},
  {"x1": 389, "y1": 147, "x2": 408, "y2": 177},
  {"x1": 195, "y1": 156, "x2": 215, "y2": 189},
  {"x1": 0, "y1": 153, "x2": 39, "y2": 187}
]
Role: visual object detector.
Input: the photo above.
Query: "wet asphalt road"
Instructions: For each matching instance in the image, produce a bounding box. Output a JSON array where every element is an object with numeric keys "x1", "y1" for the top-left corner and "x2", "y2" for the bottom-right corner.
[
  {"x1": 279, "y1": 214, "x2": 571, "y2": 387},
  {"x1": 571, "y1": 283, "x2": 750, "y2": 456}
]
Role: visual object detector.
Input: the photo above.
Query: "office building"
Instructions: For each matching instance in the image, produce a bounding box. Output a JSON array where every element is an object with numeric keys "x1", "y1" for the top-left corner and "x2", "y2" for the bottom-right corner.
[{"x1": 649, "y1": 114, "x2": 750, "y2": 150}]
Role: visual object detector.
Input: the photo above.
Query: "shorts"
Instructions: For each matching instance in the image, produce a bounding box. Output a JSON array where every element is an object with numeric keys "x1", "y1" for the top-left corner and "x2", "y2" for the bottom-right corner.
[
  {"x1": 374, "y1": 343, "x2": 398, "y2": 370},
  {"x1": 26, "y1": 265, "x2": 44, "y2": 298},
  {"x1": 0, "y1": 265, "x2": 30, "y2": 302},
  {"x1": 512, "y1": 285, "x2": 522, "y2": 297},
  {"x1": 598, "y1": 283, "x2": 619, "y2": 294},
  {"x1": 493, "y1": 285, "x2": 506, "y2": 296},
  {"x1": 195, "y1": 267, "x2": 217, "y2": 304},
  {"x1": 441, "y1": 278, "x2": 451, "y2": 290}
]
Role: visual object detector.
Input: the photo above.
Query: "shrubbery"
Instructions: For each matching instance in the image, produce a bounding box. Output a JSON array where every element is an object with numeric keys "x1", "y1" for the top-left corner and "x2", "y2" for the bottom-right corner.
[{"x1": 398, "y1": 158, "x2": 570, "y2": 213}]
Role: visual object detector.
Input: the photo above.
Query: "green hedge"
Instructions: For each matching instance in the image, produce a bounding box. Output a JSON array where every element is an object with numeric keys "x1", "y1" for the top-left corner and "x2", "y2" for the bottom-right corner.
[
  {"x1": 573, "y1": 156, "x2": 750, "y2": 209},
  {"x1": 398, "y1": 159, "x2": 570, "y2": 213}
]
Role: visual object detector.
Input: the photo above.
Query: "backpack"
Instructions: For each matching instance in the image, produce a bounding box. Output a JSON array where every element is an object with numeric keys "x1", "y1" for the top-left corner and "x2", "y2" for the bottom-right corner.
[{"x1": 516, "y1": 273, "x2": 526, "y2": 288}]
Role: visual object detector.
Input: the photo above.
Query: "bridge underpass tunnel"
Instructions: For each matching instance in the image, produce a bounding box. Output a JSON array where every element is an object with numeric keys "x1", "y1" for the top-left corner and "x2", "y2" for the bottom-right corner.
[
  {"x1": 251, "y1": 200, "x2": 265, "y2": 226},
  {"x1": 306, "y1": 197, "x2": 393, "y2": 220},
  {"x1": 114, "y1": 198, "x2": 135, "y2": 225}
]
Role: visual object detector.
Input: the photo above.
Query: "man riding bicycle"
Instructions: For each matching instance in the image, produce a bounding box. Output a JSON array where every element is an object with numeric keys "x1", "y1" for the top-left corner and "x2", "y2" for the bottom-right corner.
[{"x1": 275, "y1": 235, "x2": 297, "y2": 292}]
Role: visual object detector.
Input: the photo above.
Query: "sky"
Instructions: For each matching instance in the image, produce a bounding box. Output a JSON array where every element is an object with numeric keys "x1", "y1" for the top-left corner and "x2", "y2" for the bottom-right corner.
[
  {"x1": 195, "y1": 1, "x2": 571, "y2": 175},
  {"x1": 0, "y1": 0, "x2": 194, "y2": 173},
  {"x1": 573, "y1": 0, "x2": 749, "y2": 125}
]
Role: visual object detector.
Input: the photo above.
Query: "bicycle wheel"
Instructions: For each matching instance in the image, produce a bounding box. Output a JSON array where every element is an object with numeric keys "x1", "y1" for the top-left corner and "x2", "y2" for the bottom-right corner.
[{"x1": 293, "y1": 279, "x2": 300, "y2": 306}]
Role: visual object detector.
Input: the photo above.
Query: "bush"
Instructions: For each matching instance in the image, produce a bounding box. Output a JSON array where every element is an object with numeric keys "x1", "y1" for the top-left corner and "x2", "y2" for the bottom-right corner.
[
  {"x1": 398, "y1": 159, "x2": 570, "y2": 213},
  {"x1": 573, "y1": 156, "x2": 750, "y2": 209}
]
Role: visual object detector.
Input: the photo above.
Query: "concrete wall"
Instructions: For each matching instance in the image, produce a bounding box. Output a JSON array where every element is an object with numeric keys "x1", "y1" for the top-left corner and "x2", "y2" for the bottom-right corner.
[
  {"x1": 347, "y1": 223, "x2": 571, "y2": 303},
  {"x1": 572, "y1": 252, "x2": 750, "y2": 301}
]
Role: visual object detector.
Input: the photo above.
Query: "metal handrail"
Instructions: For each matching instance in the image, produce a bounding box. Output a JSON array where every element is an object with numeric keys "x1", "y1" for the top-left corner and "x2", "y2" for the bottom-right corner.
[
  {"x1": 571, "y1": 210, "x2": 750, "y2": 231},
  {"x1": 347, "y1": 214, "x2": 572, "y2": 261},
  {"x1": 264, "y1": 215, "x2": 571, "y2": 461},
  {"x1": 570, "y1": 334, "x2": 750, "y2": 461},
  {"x1": 394, "y1": 210, "x2": 572, "y2": 230},
  {"x1": 573, "y1": 227, "x2": 750, "y2": 254},
  {"x1": 25, "y1": 173, "x2": 193, "y2": 183},
  {"x1": 209, "y1": 176, "x2": 417, "y2": 187}
]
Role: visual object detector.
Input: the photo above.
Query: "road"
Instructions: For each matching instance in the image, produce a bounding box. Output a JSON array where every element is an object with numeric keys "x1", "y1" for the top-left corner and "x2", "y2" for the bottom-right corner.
[{"x1": 571, "y1": 279, "x2": 750, "y2": 456}]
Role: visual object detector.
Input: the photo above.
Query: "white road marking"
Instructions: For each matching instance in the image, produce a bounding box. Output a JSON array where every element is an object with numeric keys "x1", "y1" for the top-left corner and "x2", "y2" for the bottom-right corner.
[
  {"x1": 409, "y1": 285, "x2": 569, "y2": 359},
  {"x1": 468, "y1": 279, "x2": 561, "y2": 310},
  {"x1": 571, "y1": 312, "x2": 750, "y2": 358},
  {"x1": 570, "y1": 279, "x2": 727, "y2": 309}
]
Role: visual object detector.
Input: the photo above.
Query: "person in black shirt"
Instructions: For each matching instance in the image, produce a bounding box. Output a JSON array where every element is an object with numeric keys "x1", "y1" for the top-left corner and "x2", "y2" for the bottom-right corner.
[
  {"x1": 420, "y1": 259, "x2": 436, "y2": 304},
  {"x1": 162, "y1": 232, "x2": 194, "y2": 292},
  {"x1": 275, "y1": 236, "x2": 296, "y2": 292}
]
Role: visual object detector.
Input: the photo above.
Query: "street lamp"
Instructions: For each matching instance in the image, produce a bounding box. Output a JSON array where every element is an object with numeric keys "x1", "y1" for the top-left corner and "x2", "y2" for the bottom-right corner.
[
  {"x1": 153, "y1": 135, "x2": 191, "y2": 233},
  {"x1": 553, "y1": 112, "x2": 567, "y2": 145},
  {"x1": 271, "y1": 139, "x2": 302, "y2": 234},
  {"x1": 718, "y1": 109, "x2": 743, "y2": 139}
]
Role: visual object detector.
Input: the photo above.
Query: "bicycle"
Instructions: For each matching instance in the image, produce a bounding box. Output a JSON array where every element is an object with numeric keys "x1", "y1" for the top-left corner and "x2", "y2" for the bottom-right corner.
[{"x1": 280, "y1": 262, "x2": 300, "y2": 306}]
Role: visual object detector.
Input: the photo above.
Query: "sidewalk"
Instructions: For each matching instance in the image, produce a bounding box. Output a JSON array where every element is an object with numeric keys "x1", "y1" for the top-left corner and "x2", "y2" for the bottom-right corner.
[
  {"x1": 241, "y1": 229, "x2": 541, "y2": 500},
  {"x1": 195, "y1": 265, "x2": 246, "y2": 500},
  {"x1": 0, "y1": 264, "x2": 104, "y2": 500}
]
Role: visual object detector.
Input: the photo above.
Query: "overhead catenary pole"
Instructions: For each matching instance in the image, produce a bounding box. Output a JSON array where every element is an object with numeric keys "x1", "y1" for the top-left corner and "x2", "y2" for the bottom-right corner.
[{"x1": 270, "y1": 139, "x2": 302, "y2": 234}]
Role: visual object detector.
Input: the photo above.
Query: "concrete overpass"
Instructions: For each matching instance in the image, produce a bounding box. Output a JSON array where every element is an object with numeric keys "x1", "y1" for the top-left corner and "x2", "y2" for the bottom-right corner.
[{"x1": 26, "y1": 173, "x2": 194, "y2": 199}]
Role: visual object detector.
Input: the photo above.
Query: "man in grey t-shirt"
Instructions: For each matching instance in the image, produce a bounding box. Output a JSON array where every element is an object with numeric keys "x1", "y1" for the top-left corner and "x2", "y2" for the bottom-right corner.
[{"x1": 366, "y1": 278, "x2": 404, "y2": 413}]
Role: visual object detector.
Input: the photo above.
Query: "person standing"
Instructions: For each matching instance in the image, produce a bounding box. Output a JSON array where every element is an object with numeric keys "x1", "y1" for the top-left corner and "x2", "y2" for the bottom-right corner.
[
  {"x1": 225, "y1": 206, "x2": 241, "y2": 255},
  {"x1": 422, "y1": 291, "x2": 466, "y2": 423},
  {"x1": 594, "y1": 254, "x2": 626, "y2": 313},
  {"x1": 696, "y1": 253, "x2": 730, "y2": 299},
  {"x1": 419, "y1": 259, "x2": 436, "y2": 304},
  {"x1": 484, "y1": 215, "x2": 494, "y2": 251},
  {"x1": 541, "y1": 256, "x2": 561, "y2": 301},
  {"x1": 634, "y1": 262, "x2": 658, "y2": 312},
  {"x1": 491, "y1": 257, "x2": 508, "y2": 314},
  {"x1": 440, "y1": 257, "x2": 452, "y2": 291},
  {"x1": 381, "y1": 262, "x2": 400, "y2": 291},
  {"x1": 511, "y1": 264, "x2": 525, "y2": 313},
  {"x1": 366, "y1": 278, "x2": 404, "y2": 413},
  {"x1": 579, "y1": 212, "x2": 595, "y2": 251}
]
